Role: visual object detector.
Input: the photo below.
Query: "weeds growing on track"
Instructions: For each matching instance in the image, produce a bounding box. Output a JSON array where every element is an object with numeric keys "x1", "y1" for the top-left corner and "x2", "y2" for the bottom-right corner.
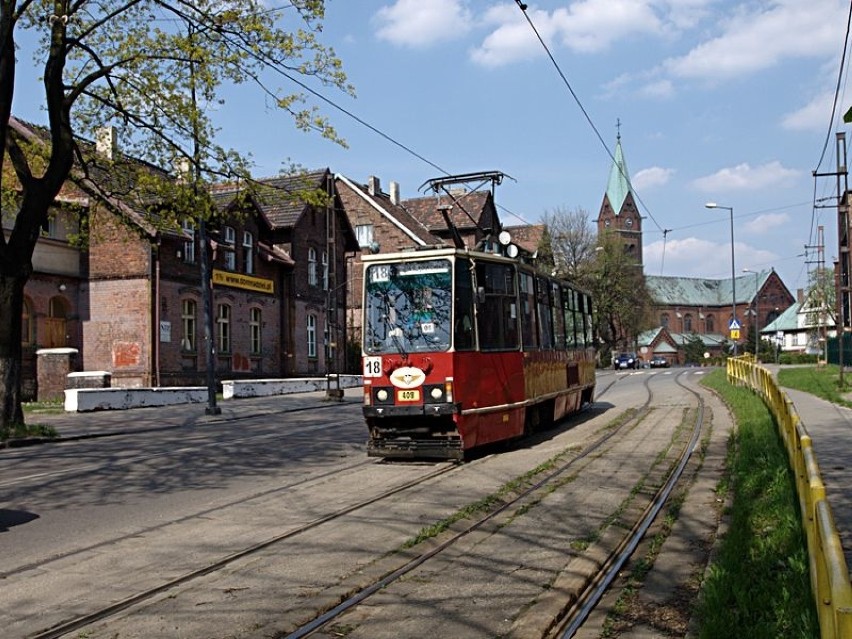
[{"x1": 698, "y1": 369, "x2": 818, "y2": 639}]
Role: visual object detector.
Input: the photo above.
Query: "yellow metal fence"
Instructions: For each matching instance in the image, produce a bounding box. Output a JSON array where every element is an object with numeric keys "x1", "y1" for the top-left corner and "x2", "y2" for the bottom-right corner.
[{"x1": 727, "y1": 356, "x2": 852, "y2": 639}]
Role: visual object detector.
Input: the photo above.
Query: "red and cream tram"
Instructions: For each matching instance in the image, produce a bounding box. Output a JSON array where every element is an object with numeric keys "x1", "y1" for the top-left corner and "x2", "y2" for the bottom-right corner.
[{"x1": 361, "y1": 244, "x2": 596, "y2": 460}]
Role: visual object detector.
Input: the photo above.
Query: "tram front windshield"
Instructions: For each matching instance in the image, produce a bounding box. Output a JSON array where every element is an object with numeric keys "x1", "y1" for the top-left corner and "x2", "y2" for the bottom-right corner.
[{"x1": 364, "y1": 259, "x2": 452, "y2": 354}]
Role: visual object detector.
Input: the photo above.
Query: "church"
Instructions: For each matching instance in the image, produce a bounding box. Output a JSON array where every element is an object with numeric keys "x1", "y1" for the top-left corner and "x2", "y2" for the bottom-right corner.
[{"x1": 595, "y1": 132, "x2": 796, "y2": 365}]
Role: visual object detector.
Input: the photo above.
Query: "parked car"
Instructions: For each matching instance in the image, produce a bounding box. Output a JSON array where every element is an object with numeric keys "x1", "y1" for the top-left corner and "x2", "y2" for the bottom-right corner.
[
  {"x1": 613, "y1": 352, "x2": 639, "y2": 370},
  {"x1": 650, "y1": 355, "x2": 670, "y2": 368}
]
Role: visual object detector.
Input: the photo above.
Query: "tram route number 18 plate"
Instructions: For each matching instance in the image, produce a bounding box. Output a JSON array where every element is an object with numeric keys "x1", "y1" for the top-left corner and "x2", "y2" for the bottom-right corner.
[{"x1": 396, "y1": 389, "x2": 420, "y2": 402}]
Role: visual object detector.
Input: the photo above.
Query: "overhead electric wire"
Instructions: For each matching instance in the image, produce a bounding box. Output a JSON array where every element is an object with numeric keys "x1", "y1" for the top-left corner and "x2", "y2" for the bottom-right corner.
[{"x1": 512, "y1": 1, "x2": 664, "y2": 235}]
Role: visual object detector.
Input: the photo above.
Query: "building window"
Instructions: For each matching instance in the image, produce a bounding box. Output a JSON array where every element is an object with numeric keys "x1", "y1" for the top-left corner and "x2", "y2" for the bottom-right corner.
[
  {"x1": 181, "y1": 299, "x2": 197, "y2": 351},
  {"x1": 223, "y1": 226, "x2": 236, "y2": 271},
  {"x1": 322, "y1": 250, "x2": 329, "y2": 291},
  {"x1": 307, "y1": 313, "x2": 317, "y2": 358},
  {"x1": 182, "y1": 218, "x2": 196, "y2": 263},
  {"x1": 250, "y1": 307, "x2": 261, "y2": 355},
  {"x1": 308, "y1": 247, "x2": 318, "y2": 286},
  {"x1": 22, "y1": 297, "x2": 33, "y2": 346},
  {"x1": 661, "y1": 313, "x2": 669, "y2": 328},
  {"x1": 355, "y1": 224, "x2": 373, "y2": 248},
  {"x1": 243, "y1": 231, "x2": 254, "y2": 274},
  {"x1": 217, "y1": 303, "x2": 231, "y2": 353},
  {"x1": 684, "y1": 314, "x2": 693, "y2": 332},
  {"x1": 706, "y1": 315, "x2": 715, "y2": 332}
]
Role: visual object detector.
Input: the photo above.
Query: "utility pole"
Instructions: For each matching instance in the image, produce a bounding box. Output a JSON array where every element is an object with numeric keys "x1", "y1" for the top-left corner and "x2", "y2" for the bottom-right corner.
[
  {"x1": 188, "y1": 23, "x2": 220, "y2": 415},
  {"x1": 814, "y1": 132, "x2": 849, "y2": 385}
]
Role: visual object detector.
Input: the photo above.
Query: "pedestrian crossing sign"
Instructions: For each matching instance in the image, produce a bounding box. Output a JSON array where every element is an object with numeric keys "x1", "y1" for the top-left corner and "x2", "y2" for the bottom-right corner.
[{"x1": 728, "y1": 318, "x2": 741, "y2": 331}]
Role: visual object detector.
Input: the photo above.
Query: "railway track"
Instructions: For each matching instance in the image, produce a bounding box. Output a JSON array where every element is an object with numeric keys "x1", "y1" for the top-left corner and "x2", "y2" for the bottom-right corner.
[
  {"x1": 26, "y1": 369, "x2": 709, "y2": 639},
  {"x1": 276, "y1": 371, "x2": 701, "y2": 638}
]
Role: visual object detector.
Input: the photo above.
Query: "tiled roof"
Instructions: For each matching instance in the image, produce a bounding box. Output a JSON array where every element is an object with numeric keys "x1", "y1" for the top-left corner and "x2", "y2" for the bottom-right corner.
[
  {"x1": 251, "y1": 170, "x2": 330, "y2": 229},
  {"x1": 504, "y1": 224, "x2": 546, "y2": 254},
  {"x1": 761, "y1": 302, "x2": 802, "y2": 333},
  {"x1": 403, "y1": 191, "x2": 492, "y2": 231},
  {"x1": 646, "y1": 271, "x2": 770, "y2": 307}
]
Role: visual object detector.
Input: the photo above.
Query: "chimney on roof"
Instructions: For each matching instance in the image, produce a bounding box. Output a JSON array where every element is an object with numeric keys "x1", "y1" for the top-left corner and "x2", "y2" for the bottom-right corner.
[
  {"x1": 797, "y1": 288, "x2": 804, "y2": 303},
  {"x1": 389, "y1": 181, "x2": 400, "y2": 205},
  {"x1": 368, "y1": 175, "x2": 381, "y2": 196},
  {"x1": 96, "y1": 126, "x2": 117, "y2": 160}
]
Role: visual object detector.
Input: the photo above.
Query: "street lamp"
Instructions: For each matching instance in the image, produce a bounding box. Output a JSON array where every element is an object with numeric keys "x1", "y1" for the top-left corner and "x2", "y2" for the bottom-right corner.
[
  {"x1": 705, "y1": 202, "x2": 737, "y2": 356},
  {"x1": 743, "y1": 268, "x2": 760, "y2": 359}
]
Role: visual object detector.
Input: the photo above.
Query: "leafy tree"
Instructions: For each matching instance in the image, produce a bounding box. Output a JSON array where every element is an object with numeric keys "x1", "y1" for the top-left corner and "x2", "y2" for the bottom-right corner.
[
  {"x1": 541, "y1": 205, "x2": 596, "y2": 279},
  {"x1": 581, "y1": 230, "x2": 653, "y2": 354},
  {"x1": 0, "y1": 1, "x2": 351, "y2": 428},
  {"x1": 683, "y1": 333, "x2": 705, "y2": 364}
]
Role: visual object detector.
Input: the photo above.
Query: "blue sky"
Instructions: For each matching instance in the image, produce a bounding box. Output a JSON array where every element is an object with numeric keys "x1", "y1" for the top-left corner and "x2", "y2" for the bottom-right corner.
[{"x1": 12, "y1": 1, "x2": 852, "y2": 295}]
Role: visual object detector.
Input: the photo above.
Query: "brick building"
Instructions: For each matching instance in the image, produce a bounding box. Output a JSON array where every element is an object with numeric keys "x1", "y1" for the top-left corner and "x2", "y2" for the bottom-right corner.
[{"x1": 8, "y1": 118, "x2": 357, "y2": 395}]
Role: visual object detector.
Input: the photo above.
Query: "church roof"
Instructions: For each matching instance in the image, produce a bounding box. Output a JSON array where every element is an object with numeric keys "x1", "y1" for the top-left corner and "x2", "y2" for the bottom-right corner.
[
  {"x1": 605, "y1": 135, "x2": 632, "y2": 214},
  {"x1": 645, "y1": 271, "x2": 770, "y2": 307}
]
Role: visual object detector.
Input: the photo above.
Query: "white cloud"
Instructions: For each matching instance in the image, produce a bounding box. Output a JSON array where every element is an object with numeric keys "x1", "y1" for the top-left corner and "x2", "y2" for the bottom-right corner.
[
  {"x1": 471, "y1": 0, "x2": 663, "y2": 67},
  {"x1": 645, "y1": 236, "x2": 778, "y2": 279},
  {"x1": 743, "y1": 213, "x2": 791, "y2": 234},
  {"x1": 638, "y1": 79, "x2": 674, "y2": 99},
  {"x1": 665, "y1": 0, "x2": 845, "y2": 81},
  {"x1": 692, "y1": 161, "x2": 801, "y2": 192},
  {"x1": 633, "y1": 166, "x2": 674, "y2": 189},
  {"x1": 374, "y1": 0, "x2": 474, "y2": 48},
  {"x1": 782, "y1": 91, "x2": 837, "y2": 132}
]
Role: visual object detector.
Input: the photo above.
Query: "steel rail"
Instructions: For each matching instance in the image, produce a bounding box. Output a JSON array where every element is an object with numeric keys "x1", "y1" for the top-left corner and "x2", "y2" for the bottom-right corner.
[
  {"x1": 30, "y1": 462, "x2": 459, "y2": 639},
  {"x1": 551, "y1": 369, "x2": 706, "y2": 638},
  {"x1": 283, "y1": 373, "x2": 657, "y2": 638}
]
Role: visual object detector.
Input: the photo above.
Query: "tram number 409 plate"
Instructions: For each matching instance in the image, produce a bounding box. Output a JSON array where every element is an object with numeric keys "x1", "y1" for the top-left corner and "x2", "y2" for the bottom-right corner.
[{"x1": 396, "y1": 389, "x2": 420, "y2": 402}]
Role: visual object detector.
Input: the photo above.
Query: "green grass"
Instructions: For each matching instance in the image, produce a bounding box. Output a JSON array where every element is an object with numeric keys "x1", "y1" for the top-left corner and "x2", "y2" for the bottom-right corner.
[
  {"x1": 697, "y1": 369, "x2": 817, "y2": 639},
  {"x1": 1, "y1": 422, "x2": 58, "y2": 442},
  {"x1": 777, "y1": 364, "x2": 852, "y2": 408}
]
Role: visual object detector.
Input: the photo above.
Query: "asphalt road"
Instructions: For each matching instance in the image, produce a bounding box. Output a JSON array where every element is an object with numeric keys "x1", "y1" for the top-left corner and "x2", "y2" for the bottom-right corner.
[{"x1": 0, "y1": 368, "x2": 713, "y2": 639}]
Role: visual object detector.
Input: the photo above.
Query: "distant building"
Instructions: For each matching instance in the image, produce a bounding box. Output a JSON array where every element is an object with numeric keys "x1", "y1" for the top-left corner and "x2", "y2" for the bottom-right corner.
[{"x1": 595, "y1": 130, "x2": 796, "y2": 363}]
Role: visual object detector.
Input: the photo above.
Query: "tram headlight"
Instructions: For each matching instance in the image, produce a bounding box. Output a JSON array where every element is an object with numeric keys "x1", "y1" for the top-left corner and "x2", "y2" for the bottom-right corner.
[
  {"x1": 430, "y1": 387, "x2": 443, "y2": 400},
  {"x1": 376, "y1": 389, "x2": 389, "y2": 402}
]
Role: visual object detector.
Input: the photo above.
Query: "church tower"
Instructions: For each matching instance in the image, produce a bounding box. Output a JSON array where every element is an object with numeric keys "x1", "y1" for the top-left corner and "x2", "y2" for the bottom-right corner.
[{"x1": 596, "y1": 128, "x2": 643, "y2": 266}]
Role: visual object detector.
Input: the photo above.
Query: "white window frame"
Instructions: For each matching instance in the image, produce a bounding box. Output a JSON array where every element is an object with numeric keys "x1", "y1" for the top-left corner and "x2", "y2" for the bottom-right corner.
[
  {"x1": 250, "y1": 307, "x2": 261, "y2": 355},
  {"x1": 223, "y1": 226, "x2": 236, "y2": 271},
  {"x1": 307, "y1": 313, "x2": 317, "y2": 358},
  {"x1": 308, "y1": 247, "x2": 318, "y2": 287},
  {"x1": 182, "y1": 218, "x2": 196, "y2": 264},
  {"x1": 243, "y1": 231, "x2": 254, "y2": 275},
  {"x1": 355, "y1": 224, "x2": 373, "y2": 248},
  {"x1": 181, "y1": 299, "x2": 197, "y2": 351},
  {"x1": 217, "y1": 303, "x2": 231, "y2": 353}
]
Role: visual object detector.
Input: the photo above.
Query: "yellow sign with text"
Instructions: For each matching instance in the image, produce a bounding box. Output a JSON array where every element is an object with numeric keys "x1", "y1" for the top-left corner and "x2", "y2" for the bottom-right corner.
[
  {"x1": 730, "y1": 329, "x2": 740, "y2": 340},
  {"x1": 212, "y1": 269, "x2": 274, "y2": 294}
]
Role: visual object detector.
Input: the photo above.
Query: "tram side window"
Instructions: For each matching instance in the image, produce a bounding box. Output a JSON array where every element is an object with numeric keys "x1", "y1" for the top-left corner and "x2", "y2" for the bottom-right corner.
[
  {"x1": 536, "y1": 276, "x2": 554, "y2": 349},
  {"x1": 563, "y1": 286, "x2": 577, "y2": 348},
  {"x1": 454, "y1": 258, "x2": 475, "y2": 350},
  {"x1": 519, "y1": 271, "x2": 538, "y2": 349},
  {"x1": 581, "y1": 293, "x2": 594, "y2": 347},
  {"x1": 551, "y1": 281, "x2": 565, "y2": 349},
  {"x1": 476, "y1": 262, "x2": 519, "y2": 350}
]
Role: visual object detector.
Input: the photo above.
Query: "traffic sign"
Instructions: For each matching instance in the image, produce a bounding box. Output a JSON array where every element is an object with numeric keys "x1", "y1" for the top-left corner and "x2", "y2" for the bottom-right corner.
[
  {"x1": 728, "y1": 318, "x2": 741, "y2": 330},
  {"x1": 730, "y1": 329, "x2": 740, "y2": 340}
]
